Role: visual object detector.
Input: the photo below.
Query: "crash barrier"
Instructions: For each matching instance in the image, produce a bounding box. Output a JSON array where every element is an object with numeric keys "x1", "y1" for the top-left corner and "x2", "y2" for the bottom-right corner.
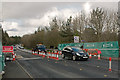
[
  {"x1": 32, "y1": 50, "x2": 62, "y2": 60},
  {"x1": 58, "y1": 41, "x2": 119, "y2": 58},
  {"x1": 83, "y1": 49, "x2": 101, "y2": 60}
]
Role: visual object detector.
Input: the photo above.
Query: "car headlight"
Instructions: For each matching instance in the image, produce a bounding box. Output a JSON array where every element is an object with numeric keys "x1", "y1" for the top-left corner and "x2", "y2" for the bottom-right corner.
[{"x1": 76, "y1": 53, "x2": 81, "y2": 56}]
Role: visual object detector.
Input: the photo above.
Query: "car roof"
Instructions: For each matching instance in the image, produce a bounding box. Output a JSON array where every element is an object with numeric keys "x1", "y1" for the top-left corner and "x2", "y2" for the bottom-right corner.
[{"x1": 63, "y1": 46, "x2": 81, "y2": 50}]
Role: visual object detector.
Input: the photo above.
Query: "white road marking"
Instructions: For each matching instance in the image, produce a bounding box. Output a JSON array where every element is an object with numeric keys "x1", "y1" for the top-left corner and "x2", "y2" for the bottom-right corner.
[
  {"x1": 15, "y1": 60, "x2": 34, "y2": 79},
  {"x1": 19, "y1": 57, "x2": 42, "y2": 60}
]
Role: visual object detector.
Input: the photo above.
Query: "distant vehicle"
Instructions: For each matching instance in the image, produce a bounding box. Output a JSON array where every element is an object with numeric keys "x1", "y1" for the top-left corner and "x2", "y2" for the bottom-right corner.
[
  {"x1": 36, "y1": 44, "x2": 46, "y2": 52},
  {"x1": 62, "y1": 46, "x2": 89, "y2": 61},
  {"x1": 13, "y1": 46, "x2": 16, "y2": 51},
  {"x1": 19, "y1": 46, "x2": 24, "y2": 49},
  {"x1": 4, "y1": 53, "x2": 13, "y2": 61},
  {"x1": 32, "y1": 44, "x2": 47, "y2": 54}
]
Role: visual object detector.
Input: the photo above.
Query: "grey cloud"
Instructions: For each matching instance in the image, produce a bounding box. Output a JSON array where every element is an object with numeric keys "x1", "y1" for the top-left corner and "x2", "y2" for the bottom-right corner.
[
  {"x1": 2, "y1": 2, "x2": 118, "y2": 36},
  {"x1": 7, "y1": 28, "x2": 18, "y2": 31},
  {"x1": 3, "y1": 2, "x2": 118, "y2": 20}
]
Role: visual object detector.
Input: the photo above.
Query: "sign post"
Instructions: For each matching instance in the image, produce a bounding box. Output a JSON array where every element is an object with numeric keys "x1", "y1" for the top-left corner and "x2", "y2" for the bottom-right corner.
[
  {"x1": 2, "y1": 46, "x2": 13, "y2": 53},
  {"x1": 74, "y1": 36, "x2": 79, "y2": 43}
]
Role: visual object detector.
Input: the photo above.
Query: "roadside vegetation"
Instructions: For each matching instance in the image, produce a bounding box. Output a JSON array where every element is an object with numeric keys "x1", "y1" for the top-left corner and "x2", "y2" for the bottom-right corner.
[{"x1": 2, "y1": 7, "x2": 119, "y2": 48}]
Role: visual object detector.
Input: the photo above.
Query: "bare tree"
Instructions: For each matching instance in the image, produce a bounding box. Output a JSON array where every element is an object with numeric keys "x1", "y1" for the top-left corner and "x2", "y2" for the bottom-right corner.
[{"x1": 89, "y1": 7, "x2": 106, "y2": 42}]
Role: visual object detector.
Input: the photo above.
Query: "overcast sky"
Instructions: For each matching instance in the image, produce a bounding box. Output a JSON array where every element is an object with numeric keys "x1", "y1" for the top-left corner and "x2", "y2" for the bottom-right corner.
[{"x1": 0, "y1": 0, "x2": 119, "y2": 36}]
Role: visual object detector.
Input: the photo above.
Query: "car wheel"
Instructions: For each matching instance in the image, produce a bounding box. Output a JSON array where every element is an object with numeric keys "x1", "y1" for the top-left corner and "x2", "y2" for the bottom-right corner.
[
  {"x1": 85, "y1": 58, "x2": 88, "y2": 61},
  {"x1": 62, "y1": 54, "x2": 65, "y2": 59},
  {"x1": 73, "y1": 56, "x2": 76, "y2": 61}
]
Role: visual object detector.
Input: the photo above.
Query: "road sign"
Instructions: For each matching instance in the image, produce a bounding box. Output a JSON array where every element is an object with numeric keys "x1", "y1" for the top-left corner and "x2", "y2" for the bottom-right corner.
[
  {"x1": 74, "y1": 36, "x2": 79, "y2": 43},
  {"x1": 2, "y1": 46, "x2": 13, "y2": 53}
]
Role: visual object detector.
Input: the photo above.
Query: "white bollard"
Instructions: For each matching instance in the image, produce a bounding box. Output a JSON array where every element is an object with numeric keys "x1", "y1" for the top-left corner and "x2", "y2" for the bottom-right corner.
[
  {"x1": 98, "y1": 54, "x2": 100, "y2": 60},
  {"x1": 109, "y1": 57, "x2": 112, "y2": 71}
]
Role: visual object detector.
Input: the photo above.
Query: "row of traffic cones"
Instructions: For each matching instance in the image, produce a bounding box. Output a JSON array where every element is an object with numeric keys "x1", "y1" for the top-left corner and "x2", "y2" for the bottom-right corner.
[{"x1": 32, "y1": 51, "x2": 62, "y2": 60}]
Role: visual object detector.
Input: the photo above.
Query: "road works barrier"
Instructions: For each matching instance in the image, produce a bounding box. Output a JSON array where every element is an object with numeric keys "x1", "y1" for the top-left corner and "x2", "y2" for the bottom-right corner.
[
  {"x1": 32, "y1": 50, "x2": 62, "y2": 60},
  {"x1": 3, "y1": 46, "x2": 16, "y2": 61},
  {"x1": 83, "y1": 49, "x2": 101, "y2": 59}
]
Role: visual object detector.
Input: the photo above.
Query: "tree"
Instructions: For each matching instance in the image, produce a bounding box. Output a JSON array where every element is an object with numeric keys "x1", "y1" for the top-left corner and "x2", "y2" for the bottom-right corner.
[
  {"x1": 60, "y1": 16, "x2": 74, "y2": 43},
  {"x1": 2, "y1": 30, "x2": 10, "y2": 45},
  {"x1": 89, "y1": 7, "x2": 106, "y2": 42},
  {"x1": 82, "y1": 28, "x2": 97, "y2": 42}
]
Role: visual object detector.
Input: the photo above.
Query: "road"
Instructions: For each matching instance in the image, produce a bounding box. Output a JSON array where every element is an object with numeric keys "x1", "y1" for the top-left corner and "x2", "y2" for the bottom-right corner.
[{"x1": 3, "y1": 49, "x2": 119, "y2": 79}]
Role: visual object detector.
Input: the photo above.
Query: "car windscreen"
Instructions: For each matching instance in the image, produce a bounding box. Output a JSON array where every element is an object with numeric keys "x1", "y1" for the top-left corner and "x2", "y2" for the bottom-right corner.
[
  {"x1": 72, "y1": 48, "x2": 84, "y2": 53},
  {"x1": 37, "y1": 45, "x2": 45, "y2": 49}
]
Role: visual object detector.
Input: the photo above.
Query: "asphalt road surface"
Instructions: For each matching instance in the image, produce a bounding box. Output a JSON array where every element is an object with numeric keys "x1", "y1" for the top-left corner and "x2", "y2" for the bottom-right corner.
[{"x1": 3, "y1": 49, "x2": 119, "y2": 79}]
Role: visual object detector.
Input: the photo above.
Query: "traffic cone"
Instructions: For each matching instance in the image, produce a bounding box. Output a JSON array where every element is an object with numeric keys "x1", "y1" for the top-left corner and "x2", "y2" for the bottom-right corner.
[
  {"x1": 47, "y1": 51, "x2": 50, "y2": 58},
  {"x1": 13, "y1": 54, "x2": 15, "y2": 61},
  {"x1": 89, "y1": 53, "x2": 92, "y2": 58},
  {"x1": 15, "y1": 53, "x2": 16, "y2": 58},
  {"x1": 98, "y1": 54, "x2": 100, "y2": 60},
  {"x1": 42, "y1": 51, "x2": 45, "y2": 58},
  {"x1": 35, "y1": 51, "x2": 37, "y2": 55},
  {"x1": 56, "y1": 51, "x2": 59, "y2": 60},
  {"x1": 32, "y1": 51, "x2": 34, "y2": 55}
]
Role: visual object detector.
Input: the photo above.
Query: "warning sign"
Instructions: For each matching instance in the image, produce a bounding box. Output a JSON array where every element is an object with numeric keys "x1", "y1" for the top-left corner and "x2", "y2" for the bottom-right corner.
[
  {"x1": 2, "y1": 46, "x2": 13, "y2": 53},
  {"x1": 74, "y1": 36, "x2": 79, "y2": 43}
]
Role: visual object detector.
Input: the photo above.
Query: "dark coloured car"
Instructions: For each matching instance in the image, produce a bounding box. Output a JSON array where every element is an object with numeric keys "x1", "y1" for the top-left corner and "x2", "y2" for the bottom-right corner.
[
  {"x1": 62, "y1": 46, "x2": 89, "y2": 61},
  {"x1": 37, "y1": 45, "x2": 46, "y2": 52},
  {"x1": 33, "y1": 44, "x2": 47, "y2": 55},
  {"x1": 4, "y1": 53, "x2": 13, "y2": 61},
  {"x1": 13, "y1": 46, "x2": 16, "y2": 51}
]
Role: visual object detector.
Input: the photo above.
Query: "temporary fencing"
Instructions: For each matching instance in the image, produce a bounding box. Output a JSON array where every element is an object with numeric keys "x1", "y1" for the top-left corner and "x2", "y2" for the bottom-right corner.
[
  {"x1": 3, "y1": 46, "x2": 16, "y2": 61},
  {"x1": 84, "y1": 49, "x2": 102, "y2": 60}
]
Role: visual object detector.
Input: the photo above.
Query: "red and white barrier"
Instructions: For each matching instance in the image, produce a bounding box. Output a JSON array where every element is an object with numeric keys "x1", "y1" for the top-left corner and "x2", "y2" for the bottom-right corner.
[{"x1": 109, "y1": 57, "x2": 112, "y2": 71}]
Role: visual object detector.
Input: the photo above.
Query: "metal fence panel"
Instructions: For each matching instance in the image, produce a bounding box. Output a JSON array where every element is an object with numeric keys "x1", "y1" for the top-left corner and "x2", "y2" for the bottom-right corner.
[{"x1": 58, "y1": 41, "x2": 119, "y2": 58}]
